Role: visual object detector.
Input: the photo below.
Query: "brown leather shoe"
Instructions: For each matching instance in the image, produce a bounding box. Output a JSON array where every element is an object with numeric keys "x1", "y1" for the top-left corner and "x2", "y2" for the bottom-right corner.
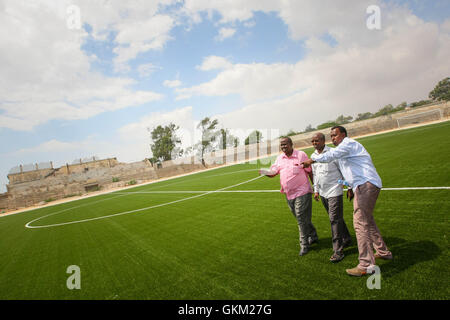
[
  {"x1": 346, "y1": 267, "x2": 368, "y2": 277},
  {"x1": 375, "y1": 253, "x2": 393, "y2": 260}
]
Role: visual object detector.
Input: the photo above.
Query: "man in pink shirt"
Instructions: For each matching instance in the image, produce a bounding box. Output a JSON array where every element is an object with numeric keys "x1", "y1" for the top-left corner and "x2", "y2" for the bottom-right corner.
[{"x1": 261, "y1": 137, "x2": 318, "y2": 256}]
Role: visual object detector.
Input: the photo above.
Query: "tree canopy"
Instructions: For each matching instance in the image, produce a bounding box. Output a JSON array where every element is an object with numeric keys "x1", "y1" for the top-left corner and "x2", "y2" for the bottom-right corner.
[
  {"x1": 245, "y1": 130, "x2": 263, "y2": 145},
  {"x1": 148, "y1": 123, "x2": 183, "y2": 164},
  {"x1": 218, "y1": 128, "x2": 239, "y2": 149},
  {"x1": 192, "y1": 117, "x2": 219, "y2": 166},
  {"x1": 429, "y1": 77, "x2": 450, "y2": 101}
]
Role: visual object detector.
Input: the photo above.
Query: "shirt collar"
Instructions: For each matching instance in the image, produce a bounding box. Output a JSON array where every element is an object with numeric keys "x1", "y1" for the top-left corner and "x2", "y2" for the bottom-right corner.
[
  {"x1": 281, "y1": 149, "x2": 298, "y2": 159},
  {"x1": 313, "y1": 144, "x2": 331, "y2": 155}
]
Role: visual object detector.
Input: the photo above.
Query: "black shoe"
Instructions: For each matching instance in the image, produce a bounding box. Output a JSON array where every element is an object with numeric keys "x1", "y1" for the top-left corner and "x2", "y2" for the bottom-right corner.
[
  {"x1": 330, "y1": 252, "x2": 345, "y2": 263},
  {"x1": 308, "y1": 236, "x2": 319, "y2": 245},
  {"x1": 299, "y1": 246, "x2": 309, "y2": 256}
]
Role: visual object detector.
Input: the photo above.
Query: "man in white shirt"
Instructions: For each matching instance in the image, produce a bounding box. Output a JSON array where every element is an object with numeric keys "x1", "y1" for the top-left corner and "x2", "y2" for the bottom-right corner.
[
  {"x1": 311, "y1": 133, "x2": 352, "y2": 263},
  {"x1": 303, "y1": 126, "x2": 392, "y2": 277}
]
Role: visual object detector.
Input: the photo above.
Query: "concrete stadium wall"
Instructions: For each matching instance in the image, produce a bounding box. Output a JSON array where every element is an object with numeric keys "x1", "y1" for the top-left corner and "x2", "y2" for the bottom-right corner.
[
  {"x1": 5, "y1": 158, "x2": 212, "y2": 211},
  {"x1": 0, "y1": 193, "x2": 8, "y2": 211}
]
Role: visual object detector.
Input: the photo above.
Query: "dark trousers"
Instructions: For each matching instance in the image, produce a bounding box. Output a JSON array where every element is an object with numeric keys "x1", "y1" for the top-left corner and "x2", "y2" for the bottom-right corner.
[
  {"x1": 320, "y1": 195, "x2": 351, "y2": 254},
  {"x1": 287, "y1": 193, "x2": 318, "y2": 247}
]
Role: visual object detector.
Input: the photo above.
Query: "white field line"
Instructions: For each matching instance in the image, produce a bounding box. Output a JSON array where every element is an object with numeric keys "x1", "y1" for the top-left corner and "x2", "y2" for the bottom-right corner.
[
  {"x1": 24, "y1": 175, "x2": 264, "y2": 229},
  {"x1": 380, "y1": 187, "x2": 450, "y2": 190}
]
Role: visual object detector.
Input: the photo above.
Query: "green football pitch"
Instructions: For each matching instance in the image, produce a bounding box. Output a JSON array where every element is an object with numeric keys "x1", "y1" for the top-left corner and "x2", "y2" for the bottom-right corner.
[{"x1": 0, "y1": 121, "x2": 449, "y2": 300}]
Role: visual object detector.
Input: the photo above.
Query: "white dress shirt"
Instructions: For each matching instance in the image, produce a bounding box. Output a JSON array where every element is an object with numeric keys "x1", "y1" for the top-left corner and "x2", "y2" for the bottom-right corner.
[
  {"x1": 310, "y1": 137, "x2": 382, "y2": 190},
  {"x1": 311, "y1": 145, "x2": 344, "y2": 198}
]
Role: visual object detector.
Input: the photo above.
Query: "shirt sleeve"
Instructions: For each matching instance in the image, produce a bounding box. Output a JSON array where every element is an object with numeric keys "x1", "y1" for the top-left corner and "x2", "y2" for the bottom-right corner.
[
  {"x1": 300, "y1": 152, "x2": 312, "y2": 173},
  {"x1": 311, "y1": 139, "x2": 352, "y2": 163},
  {"x1": 312, "y1": 164, "x2": 319, "y2": 193},
  {"x1": 270, "y1": 157, "x2": 281, "y2": 175}
]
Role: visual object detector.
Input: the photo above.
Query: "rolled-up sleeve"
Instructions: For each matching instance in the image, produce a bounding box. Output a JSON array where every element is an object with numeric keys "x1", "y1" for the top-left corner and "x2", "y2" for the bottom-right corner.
[
  {"x1": 270, "y1": 157, "x2": 281, "y2": 175},
  {"x1": 299, "y1": 152, "x2": 312, "y2": 173},
  {"x1": 312, "y1": 165, "x2": 319, "y2": 193}
]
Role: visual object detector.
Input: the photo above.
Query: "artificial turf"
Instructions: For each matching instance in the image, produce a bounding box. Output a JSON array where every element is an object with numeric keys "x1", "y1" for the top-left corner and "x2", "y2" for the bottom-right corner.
[{"x1": 0, "y1": 121, "x2": 449, "y2": 299}]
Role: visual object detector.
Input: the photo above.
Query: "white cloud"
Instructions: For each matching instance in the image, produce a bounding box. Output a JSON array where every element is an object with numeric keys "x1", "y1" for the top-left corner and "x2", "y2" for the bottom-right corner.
[
  {"x1": 215, "y1": 27, "x2": 237, "y2": 41},
  {"x1": 73, "y1": 0, "x2": 178, "y2": 40},
  {"x1": 137, "y1": 63, "x2": 160, "y2": 78},
  {"x1": 177, "y1": 61, "x2": 297, "y2": 102},
  {"x1": 244, "y1": 20, "x2": 256, "y2": 28},
  {"x1": 0, "y1": 1, "x2": 164, "y2": 131},
  {"x1": 112, "y1": 14, "x2": 175, "y2": 72},
  {"x1": 9, "y1": 136, "x2": 119, "y2": 168},
  {"x1": 182, "y1": 0, "x2": 277, "y2": 24},
  {"x1": 163, "y1": 79, "x2": 182, "y2": 88},
  {"x1": 178, "y1": 8, "x2": 450, "y2": 133},
  {"x1": 15, "y1": 139, "x2": 81, "y2": 155},
  {"x1": 197, "y1": 56, "x2": 233, "y2": 71}
]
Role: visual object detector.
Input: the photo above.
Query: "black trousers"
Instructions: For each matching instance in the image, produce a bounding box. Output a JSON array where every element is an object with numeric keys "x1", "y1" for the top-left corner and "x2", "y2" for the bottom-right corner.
[{"x1": 320, "y1": 195, "x2": 352, "y2": 254}]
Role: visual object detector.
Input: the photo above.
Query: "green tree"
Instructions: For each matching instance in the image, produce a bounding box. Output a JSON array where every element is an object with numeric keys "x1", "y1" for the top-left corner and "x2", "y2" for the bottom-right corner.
[
  {"x1": 429, "y1": 77, "x2": 450, "y2": 101},
  {"x1": 374, "y1": 104, "x2": 394, "y2": 117},
  {"x1": 409, "y1": 99, "x2": 431, "y2": 108},
  {"x1": 148, "y1": 156, "x2": 158, "y2": 167},
  {"x1": 395, "y1": 101, "x2": 407, "y2": 110},
  {"x1": 304, "y1": 124, "x2": 315, "y2": 132},
  {"x1": 245, "y1": 130, "x2": 263, "y2": 145},
  {"x1": 316, "y1": 121, "x2": 338, "y2": 130},
  {"x1": 218, "y1": 128, "x2": 239, "y2": 149},
  {"x1": 148, "y1": 123, "x2": 183, "y2": 163},
  {"x1": 355, "y1": 112, "x2": 373, "y2": 121},
  {"x1": 233, "y1": 137, "x2": 239, "y2": 148},
  {"x1": 195, "y1": 117, "x2": 219, "y2": 166},
  {"x1": 335, "y1": 115, "x2": 353, "y2": 124}
]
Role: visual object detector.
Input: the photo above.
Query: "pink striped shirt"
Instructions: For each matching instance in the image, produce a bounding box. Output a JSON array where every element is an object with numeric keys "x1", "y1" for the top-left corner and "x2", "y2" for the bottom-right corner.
[{"x1": 270, "y1": 149, "x2": 313, "y2": 200}]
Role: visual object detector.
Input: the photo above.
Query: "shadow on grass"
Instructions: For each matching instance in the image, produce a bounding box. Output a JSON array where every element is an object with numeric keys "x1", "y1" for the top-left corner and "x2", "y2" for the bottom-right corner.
[
  {"x1": 312, "y1": 236, "x2": 359, "y2": 254},
  {"x1": 313, "y1": 236, "x2": 441, "y2": 278},
  {"x1": 378, "y1": 237, "x2": 441, "y2": 278}
]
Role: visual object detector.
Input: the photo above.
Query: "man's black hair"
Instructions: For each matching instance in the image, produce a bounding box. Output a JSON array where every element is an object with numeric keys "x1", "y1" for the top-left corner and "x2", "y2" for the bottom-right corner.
[
  {"x1": 280, "y1": 136, "x2": 293, "y2": 145},
  {"x1": 331, "y1": 125, "x2": 347, "y2": 137}
]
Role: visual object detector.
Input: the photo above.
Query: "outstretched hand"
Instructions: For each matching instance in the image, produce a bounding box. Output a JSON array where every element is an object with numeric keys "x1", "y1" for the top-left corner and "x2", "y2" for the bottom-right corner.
[
  {"x1": 314, "y1": 192, "x2": 320, "y2": 202},
  {"x1": 346, "y1": 189, "x2": 354, "y2": 201},
  {"x1": 259, "y1": 169, "x2": 277, "y2": 178},
  {"x1": 301, "y1": 159, "x2": 314, "y2": 168}
]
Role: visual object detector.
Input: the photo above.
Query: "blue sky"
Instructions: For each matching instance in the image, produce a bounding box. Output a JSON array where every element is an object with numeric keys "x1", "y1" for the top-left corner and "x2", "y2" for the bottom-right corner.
[{"x1": 0, "y1": 0, "x2": 449, "y2": 192}]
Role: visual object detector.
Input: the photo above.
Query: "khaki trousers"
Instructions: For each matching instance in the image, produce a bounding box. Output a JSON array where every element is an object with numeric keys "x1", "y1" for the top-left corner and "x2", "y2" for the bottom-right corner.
[{"x1": 353, "y1": 182, "x2": 391, "y2": 269}]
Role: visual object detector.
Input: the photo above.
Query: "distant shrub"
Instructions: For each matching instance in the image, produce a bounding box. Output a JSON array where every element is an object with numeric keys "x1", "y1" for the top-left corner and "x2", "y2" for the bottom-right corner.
[
  {"x1": 44, "y1": 198, "x2": 55, "y2": 203},
  {"x1": 129, "y1": 179, "x2": 137, "y2": 185},
  {"x1": 112, "y1": 177, "x2": 120, "y2": 182}
]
